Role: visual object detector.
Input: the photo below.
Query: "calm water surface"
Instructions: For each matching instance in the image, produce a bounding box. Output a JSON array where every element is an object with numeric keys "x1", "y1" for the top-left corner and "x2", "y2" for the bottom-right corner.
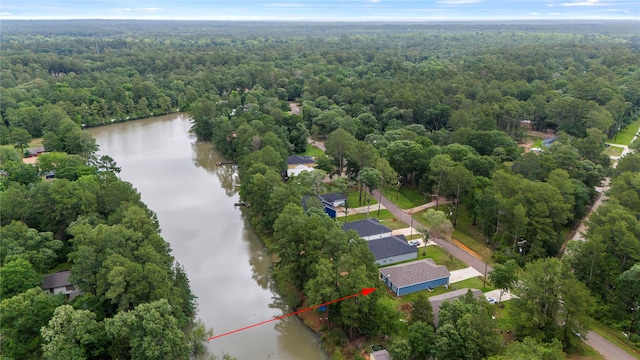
[{"x1": 89, "y1": 113, "x2": 327, "y2": 360}]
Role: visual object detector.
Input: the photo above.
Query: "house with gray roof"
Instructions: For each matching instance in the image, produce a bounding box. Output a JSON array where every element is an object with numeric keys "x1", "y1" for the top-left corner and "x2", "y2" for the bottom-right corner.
[
  {"x1": 318, "y1": 192, "x2": 347, "y2": 208},
  {"x1": 287, "y1": 155, "x2": 315, "y2": 176},
  {"x1": 343, "y1": 218, "x2": 392, "y2": 241},
  {"x1": 379, "y1": 258, "x2": 450, "y2": 296},
  {"x1": 368, "y1": 235, "x2": 417, "y2": 266},
  {"x1": 43, "y1": 270, "x2": 81, "y2": 299},
  {"x1": 429, "y1": 288, "x2": 483, "y2": 326}
]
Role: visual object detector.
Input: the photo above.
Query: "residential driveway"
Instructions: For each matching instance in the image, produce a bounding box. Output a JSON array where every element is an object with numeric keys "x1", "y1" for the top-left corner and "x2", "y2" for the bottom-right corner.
[
  {"x1": 391, "y1": 227, "x2": 419, "y2": 237},
  {"x1": 584, "y1": 331, "x2": 639, "y2": 360},
  {"x1": 372, "y1": 189, "x2": 493, "y2": 275},
  {"x1": 483, "y1": 289, "x2": 514, "y2": 302},
  {"x1": 335, "y1": 203, "x2": 387, "y2": 217},
  {"x1": 449, "y1": 267, "x2": 483, "y2": 283}
]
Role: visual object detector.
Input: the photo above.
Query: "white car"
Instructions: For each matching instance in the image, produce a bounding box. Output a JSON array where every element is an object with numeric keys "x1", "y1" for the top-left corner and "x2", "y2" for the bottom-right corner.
[
  {"x1": 487, "y1": 297, "x2": 497, "y2": 304},
  {"x1": 408, "y1": 240, "x2": 420, "y2": 246}
]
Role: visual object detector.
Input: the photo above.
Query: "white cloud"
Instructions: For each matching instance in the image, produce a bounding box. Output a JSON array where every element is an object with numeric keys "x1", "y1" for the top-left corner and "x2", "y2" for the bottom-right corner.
[
  {"x1": 109, "y1": 8, "x2": 132, "y2": 13},
  {"x1": 558, "y1": 0, "x2": 608, "y2": 6},
  {"x1": 141, "y1": 7, "x2": 160, "y2": 13},
  {"x1": 438, "y1": 0, "x2": 482, "y2": 4},
  {"x1": 529, "y1": 12, "x2": 540, "y2": 15},
  {"x1": 0, "y1": 11, "x2": 12, "y2": 16},
  {"x1": 366, "y1": 0, "x2": 382, "y2": 3}
]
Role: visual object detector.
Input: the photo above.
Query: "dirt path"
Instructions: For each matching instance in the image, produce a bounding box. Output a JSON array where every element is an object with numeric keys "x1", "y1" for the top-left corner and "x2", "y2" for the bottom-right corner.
[
  {"x1": 288, "y1": 101, "x2": 301, "y2": 115},
  {"x1": 372, "y1": 189, "x2": 493, "y2": 275},
  {"x1": 307, "y1": 137, "x2": 326, "y2": 151}
]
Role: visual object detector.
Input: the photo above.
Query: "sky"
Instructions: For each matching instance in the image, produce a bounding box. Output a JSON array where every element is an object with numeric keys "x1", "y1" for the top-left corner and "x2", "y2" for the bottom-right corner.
[{"x1": 1, "y1": 0, "x2": 638, "y2": 21}]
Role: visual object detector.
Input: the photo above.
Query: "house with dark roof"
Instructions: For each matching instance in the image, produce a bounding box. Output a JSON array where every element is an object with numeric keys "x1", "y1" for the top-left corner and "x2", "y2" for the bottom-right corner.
[
  {"x1": 43, "y1": 270, "x2": 81, "y2": 298},
  {"x1": 26, "y1": 147, "x2": 45, "y2": 158},
  {"x1": 318, "y1": 193, "x2": 347, "y2": 208},
  {"x1": 287, "y1": 155, "x2": 315, "y2": 176},
  {"x1": 379, "y1": 259, "x2": 450, "y2": 296},
  {"x1": 343, "y1": 218, "x2": 392, "y2": 241},
  {"x1": 368, "y1": 235, "x2": 417, "y2": 266},
  {"x1": 429, "y1": 288, "x2": 483, "y2": 326},
  {"x1": 542, "y1": 137, "x2": 558, "y2": 147}
]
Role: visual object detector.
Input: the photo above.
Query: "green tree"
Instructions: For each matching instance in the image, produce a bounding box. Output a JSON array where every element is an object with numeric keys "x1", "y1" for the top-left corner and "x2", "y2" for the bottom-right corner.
[
  {"x1": 489, "y1": 259, "x2": 519, "y2": 303},
  {"x1": 0, "y1": 287, "x2": 64, "y2": 359},
  {"x1": 9, "y1": 127, "x2": 32, "y2": 152},
  {"x1": 1, "y1": 220, "x2": 63, "y2": 272},
  {"x1": 510, "y1": 258, "x2": 593, "y2": 346},
  {"x1": 325, "y1": 128, "x2": 356, "y2": 176},
  {"x1": 105, "y1": 299, "x2": 190, "y2": 360},
  {"x1": 388, "y1": 337, "x2": 411, "y2": 360},
  {"x1": 488, "y1": 337, "x2": 566, "y2": 360},
  {"x1": 358, "y1": 167, "x2": 381, "y2": 213},
  {"x1": 408, "y1": 321, "x2": 435, "y2": 360},
  {"x1": 420, "y1": 209, "x2": 453, "y2": 241},
  {"x1": 410, "y1": 293, "x2": 434, "y2": 325},
  {"x1": 0, "y1": 258, "x2": 42, "y2": 299},
  {"x1": 41, "y1": 305, "x2": 104, "y2": 360}
]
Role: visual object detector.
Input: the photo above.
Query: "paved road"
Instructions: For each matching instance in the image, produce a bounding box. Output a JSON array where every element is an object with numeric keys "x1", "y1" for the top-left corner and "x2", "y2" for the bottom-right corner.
[
  {"x1": 372, "y1": 189, "x2": 493, "y2": 275},
  {"x1": 584, "y1": 331, "x2": 639, "y2": 360}
]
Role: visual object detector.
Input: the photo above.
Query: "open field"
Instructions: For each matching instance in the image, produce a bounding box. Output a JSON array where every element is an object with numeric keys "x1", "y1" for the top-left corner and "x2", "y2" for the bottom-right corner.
[
  {"x1": 297, "y1": 144, "x2": 324, "y2": 157},
  {"x1": 610, "y1": 118, "x2": 640, "y2": 145},
  {"x1": 604, "y1": 145, "x2": 624, "y2": 157},
  {"x1": 381, "y1": 186, "x2": 427, "y2": 209}
]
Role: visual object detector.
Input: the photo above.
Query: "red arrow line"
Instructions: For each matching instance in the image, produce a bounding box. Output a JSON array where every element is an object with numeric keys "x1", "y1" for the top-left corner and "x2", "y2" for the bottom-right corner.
[{"x1": 208, "y1": 287, "x2": 375, "y2": 340}]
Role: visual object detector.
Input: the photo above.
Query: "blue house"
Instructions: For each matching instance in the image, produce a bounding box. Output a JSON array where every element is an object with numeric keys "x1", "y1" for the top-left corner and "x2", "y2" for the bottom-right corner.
[
  {"x1": 379, "y1": 259, "x2": 450, "y2": 296},
  {"x1": 368, "y1": 235, "x2": 417, "y2": 266},
  {"x1": 318, "y1": 192, "x2": 346, "y2": 218}
]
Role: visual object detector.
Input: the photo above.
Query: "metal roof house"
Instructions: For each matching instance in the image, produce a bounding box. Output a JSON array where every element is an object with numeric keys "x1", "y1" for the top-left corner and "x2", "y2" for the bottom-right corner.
[
  {"x1": 43, "y1": 270, "x2": 81, "y2": 299},
  {"x1": 429, "y1": 288, "x2": 483, "y2": 326},
  {"x1": 287, "y1": 155, "x2": 316, "y2": 177},
  {"x1": 343, "y1": 218, "x2": 392, "y2": 241},
  {"x1": 379, "y1": 259, "x2": 450, "y2": 296},
  {"x1": 368, "y1": 235, "x2": 418, "y2": 266}
]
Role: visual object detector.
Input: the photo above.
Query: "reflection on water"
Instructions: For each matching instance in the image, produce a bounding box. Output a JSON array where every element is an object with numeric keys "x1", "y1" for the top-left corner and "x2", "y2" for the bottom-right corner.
[{"x1": 89, "y1": 114, "x2": 327, "y2": 360}]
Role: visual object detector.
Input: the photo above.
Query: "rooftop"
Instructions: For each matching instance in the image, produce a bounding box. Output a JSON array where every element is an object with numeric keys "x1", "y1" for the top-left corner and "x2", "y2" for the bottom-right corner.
[
  {"x1": 43, "y1": 270, "x2": 72, "y2": 290},
  {"x1": 368, "y1": 235, "x2": 417, "y2": 260},
  {"x1": 318, "y1": 192, "x2": 347, "y2": 204},
  {"x1": 287, "y1": 155, "x2": 315, "y2": 165},
  {"x1": 343, "y1": 218, "x2": 391, "y2": 238},
  {"x1": 379, "y1": 258, "x2": 449, "y2": 288}
]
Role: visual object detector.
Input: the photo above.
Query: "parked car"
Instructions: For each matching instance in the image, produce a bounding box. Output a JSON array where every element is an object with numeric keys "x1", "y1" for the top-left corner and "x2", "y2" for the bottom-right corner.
[
  {"x1": 487, "y1": 297, "x2": 497, "y2": 304},
  {"x1": 408, "y1": 240, "x2": 420, "y2": 246}
]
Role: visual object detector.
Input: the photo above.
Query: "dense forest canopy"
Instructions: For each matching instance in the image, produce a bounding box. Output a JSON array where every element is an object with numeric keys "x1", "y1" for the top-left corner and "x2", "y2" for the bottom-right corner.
[{"x1": 1, "y1": 20, "x2": 639, "y2": 359}]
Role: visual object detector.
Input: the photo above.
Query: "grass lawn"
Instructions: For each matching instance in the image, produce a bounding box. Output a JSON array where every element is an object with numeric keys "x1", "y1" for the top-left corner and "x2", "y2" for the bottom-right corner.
[
  {"x1": 591, "y1": 320, "x2": 640, "y2": 359},
  {"x1": 450, "y1": 205, "x2": 494, "y2": 262},
  {"x1": 47, "y1": 262, "x2": 72, "y2": 274},
  {"x1": 603, "y1": 145, "x2": 624, "y2": 157},
  {"x1": 29, "y1": 137, "x2": 44, "y2": 148},
  {"x1": 343, "y1": 209, "x2": 394, "y2": 222},
  {"x1": 610, "y1": 118, "x2": 640, "y2": 145},
  {"x1": 379, "y1": 217, "x2": 410, "y2": 230},
  {"x1": 381, "y1": 185, "x2": 427, "y2": 209},
  {"x1": 347, "y1": 189, "x2": 377, "y2": 208},
  {"x1": 297, "y1": 144, "x2": 324, "y2": 157},
  {"x1": 416, "y1": 245, "x2": 467, "y2": 271},
  {"x1": 450, "y1": 276, "x2": 495, "y2": 292},
  {"x1": 530, "y1": 137, "x2": 543, "y2": 149},
  {"x1": 453, "y1": 230, "x2": 494, "y2": 263}
]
